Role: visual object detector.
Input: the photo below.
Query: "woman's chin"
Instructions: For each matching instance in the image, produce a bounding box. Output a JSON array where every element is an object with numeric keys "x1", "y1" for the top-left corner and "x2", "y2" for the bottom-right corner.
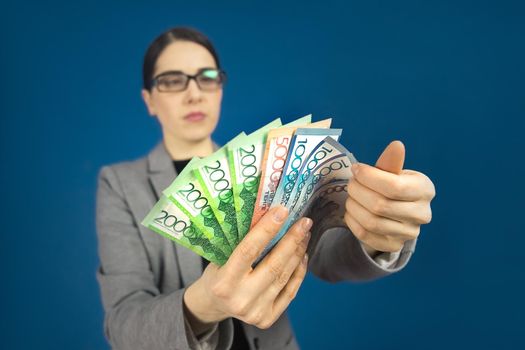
[
  {"x1": 187, "y1": 122, "x2": 217, "y2": 140},
  {"x1": 179, "y1": 128, "x2": 214, "y2": 143}
]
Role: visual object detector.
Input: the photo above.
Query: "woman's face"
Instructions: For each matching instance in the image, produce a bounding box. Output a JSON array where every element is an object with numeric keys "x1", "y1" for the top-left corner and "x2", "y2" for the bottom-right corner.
[{"x1": 142, "y1": 41, "x2": 223, "y2": 144}]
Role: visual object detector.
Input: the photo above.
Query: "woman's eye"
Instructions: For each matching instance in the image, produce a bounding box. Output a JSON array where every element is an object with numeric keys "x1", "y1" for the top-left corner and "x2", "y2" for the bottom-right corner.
[
  {"x1": 159, "y1": 78, "x2": 185, "y2": 88},
  {"x1": 200, "y1": 70, "x2": 220, "y2": 82},
  {"x1": 167, "y1": 79, "x2": 183, "y2": 86},
  {"x1": 198, "y1": 74, "x2": 220, "y2": 85},
  {"x1": 199, "y1": 76, "x2": 216, "y2": 83}
]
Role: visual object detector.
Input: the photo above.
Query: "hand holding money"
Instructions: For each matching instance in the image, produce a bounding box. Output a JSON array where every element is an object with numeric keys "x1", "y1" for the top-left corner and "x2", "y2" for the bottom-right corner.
[
  {"x1": 142, "y1": 115, "x2": 436, "y2": 330},
  {"x1": 142, "y1": 114, "x2": 434, "y2": 276},
  {"x1": 345, "y1": 141, "x2": 435, "y2": 254},
  {"x1": 183, "y1": 206, "x2": 310, "y2": 333}
]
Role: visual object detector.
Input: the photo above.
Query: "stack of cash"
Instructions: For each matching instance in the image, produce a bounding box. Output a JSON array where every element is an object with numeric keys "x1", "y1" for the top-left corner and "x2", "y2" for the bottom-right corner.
[{"x1": 142, "y1": 115, "x2": 358, "y2": 266}]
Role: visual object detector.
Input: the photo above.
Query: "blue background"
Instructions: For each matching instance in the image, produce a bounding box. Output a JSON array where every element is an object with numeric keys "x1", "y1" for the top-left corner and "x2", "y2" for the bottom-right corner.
[{"x1": 1, "y1": 0, "x2": 523, "y2": 349}]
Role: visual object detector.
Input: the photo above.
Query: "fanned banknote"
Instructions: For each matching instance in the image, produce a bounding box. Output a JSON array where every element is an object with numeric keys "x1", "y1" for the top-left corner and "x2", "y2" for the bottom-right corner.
[
  {"x1": 254, "y1": 139, "x2": 357, "y2": 264},
  {"x1": 227, "y1": 118, "x2": 282, "y2": 241},
  {"x1": 193, "y1": 134, "x2": 246, "y2": 246},
  {"x1": 142, "y1": 195, "x2": 228, "y2": 265},
  {"x1": 163, "y1": 157, "x2": 233, "y2": 256},
  {"x1": 303, "y1": 180, "x2": 350, "y2": 258},
  {"x1": 142, "y1": 115, "x2": 362, "y2": 266},
  {"x1": 287, "y1": 137, "x2": 355, "y2": 213},
  {"x1": 251, "y1": 117, "x2": 333, "y2": 227},
  {"x1": 270, "y1": 128, "x2": 342, "y2": 209}
]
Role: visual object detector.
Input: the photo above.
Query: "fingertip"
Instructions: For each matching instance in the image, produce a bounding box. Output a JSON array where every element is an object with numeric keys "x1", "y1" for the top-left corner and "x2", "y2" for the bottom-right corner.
[
  {"x1": 351, "y1": 163, "x2": 360, "y2": 176},
  {"x1": 301, "y1": 217, "x2": 313, "y2": 231},
  {"x1": 272, "y1": 205, "x2": 289, "y2": 223},
  {"x1": 390, "y1": 140, "x2": 405, "y2": 149}
]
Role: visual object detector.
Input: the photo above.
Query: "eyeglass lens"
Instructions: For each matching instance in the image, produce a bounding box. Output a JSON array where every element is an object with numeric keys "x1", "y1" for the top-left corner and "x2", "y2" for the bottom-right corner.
[{"x1": 155, "y1": 69, "x2": 223, "y2": 92}]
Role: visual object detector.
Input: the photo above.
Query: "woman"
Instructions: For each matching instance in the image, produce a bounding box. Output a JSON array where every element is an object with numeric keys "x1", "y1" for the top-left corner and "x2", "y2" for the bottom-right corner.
[{"x1": 96, "y1": 27, "x2": 435, "y2": 350}]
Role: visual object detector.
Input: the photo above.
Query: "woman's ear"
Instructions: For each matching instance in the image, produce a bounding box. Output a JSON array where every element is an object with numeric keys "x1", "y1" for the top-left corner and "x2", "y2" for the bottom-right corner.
[{"x1": 141, "y1": 89, "x2": 156, "y2": 116}]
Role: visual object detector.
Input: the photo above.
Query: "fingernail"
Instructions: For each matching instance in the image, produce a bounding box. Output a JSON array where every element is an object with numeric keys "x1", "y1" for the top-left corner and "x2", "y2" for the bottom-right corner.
[
  {"x1": 302, "y1": 253, "x2": 309, "y2": 266},
  {"x1": 273, "y1": 206, "x2": 288, "y2": 223},
  {"x1": 302, "y1": 217, "x2": 313, "y2": 231},
  {"x1": 351, "y1": 163, "x2": 359, "y2": 176},
  {"x1": 302, "y1": 230, "x2": 311, "y2": 244}
]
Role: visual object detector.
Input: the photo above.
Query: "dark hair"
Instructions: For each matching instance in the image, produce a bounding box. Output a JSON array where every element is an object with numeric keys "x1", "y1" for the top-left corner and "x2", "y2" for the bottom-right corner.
[{"x1": 142, "y1": 27, "x2": 221, "y2": 91}]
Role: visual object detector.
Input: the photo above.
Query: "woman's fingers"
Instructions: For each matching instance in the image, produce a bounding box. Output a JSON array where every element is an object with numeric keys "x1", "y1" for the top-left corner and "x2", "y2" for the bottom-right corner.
[
  {"x1": 271, "y1": 254, "x2": 308, "y2": 324},
  {"x1": 251, "y1": 217, "x2": 311, "y2": 293},
  {"x1": 352, "y1": 163, "x2": 434, "y2": 201},
  {"x1": 225, "y1": 205, "x2": 289, "y2": 278},
  {"x1": 246, "y1": 256, "x2": 308, "y2": 330},
  {"x1": 345, "y1": 196, "x2": 420, "y2": 241},
  {"x1": 344, "y1": 211, "x2": 407, "y2": 252},
  {"x1": 348, "y1": 179, "x2": 432, "y2": 225}
]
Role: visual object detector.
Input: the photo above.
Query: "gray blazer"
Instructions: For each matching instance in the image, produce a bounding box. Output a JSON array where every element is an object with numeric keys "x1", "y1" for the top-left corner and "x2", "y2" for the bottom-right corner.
[{"x1": 96, "y1": 142, "x2": 416, "y2": 350}]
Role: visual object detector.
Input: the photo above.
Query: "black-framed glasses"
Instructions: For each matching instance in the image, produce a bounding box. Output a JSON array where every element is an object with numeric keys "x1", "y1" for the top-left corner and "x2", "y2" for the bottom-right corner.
[{"x1": 151, "y1": 68, "x2": 226, "y2": 92}]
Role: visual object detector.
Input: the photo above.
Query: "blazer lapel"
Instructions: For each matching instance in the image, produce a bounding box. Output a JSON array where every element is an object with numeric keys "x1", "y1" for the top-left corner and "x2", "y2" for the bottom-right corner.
[{"x1": 147, "y1": 142, "x2": 202, "y2": 286}]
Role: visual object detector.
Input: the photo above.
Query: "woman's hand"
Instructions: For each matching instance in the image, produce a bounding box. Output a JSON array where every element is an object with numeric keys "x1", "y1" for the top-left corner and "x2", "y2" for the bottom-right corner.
[
  {"x1": 344, "y1": 141, "x2": 436, "y2": 255},
  {"x1": 183, "y1": 205, "x2": 311, "y2": 334}
]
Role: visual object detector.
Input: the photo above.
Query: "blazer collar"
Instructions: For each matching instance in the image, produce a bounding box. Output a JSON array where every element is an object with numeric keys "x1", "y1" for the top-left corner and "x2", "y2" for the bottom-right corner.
[
  {"x1": 147, "y1": 141, "x2": 220, "y2": 286},
  {"x1": 147, "y1": 141, "x2": 220, "y2": 174},
  {"x1": 148, "y1": 142, "x2": 174, "y2": 174}
]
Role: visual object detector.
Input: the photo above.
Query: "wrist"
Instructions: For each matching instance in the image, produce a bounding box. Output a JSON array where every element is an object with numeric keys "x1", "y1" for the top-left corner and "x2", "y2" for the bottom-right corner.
[
  {"x1": 361, "y1": 242, "x2": 381, "y2": 259},
  {"x1": 183, "y1": 278, "x2": 226, "y2": 332}
]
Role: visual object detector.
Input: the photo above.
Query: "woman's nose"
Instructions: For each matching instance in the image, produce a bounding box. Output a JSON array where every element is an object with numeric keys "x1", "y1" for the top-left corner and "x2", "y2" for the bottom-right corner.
[{"x1": 183, "y1": 79, "x2": 204, "y2": 104}]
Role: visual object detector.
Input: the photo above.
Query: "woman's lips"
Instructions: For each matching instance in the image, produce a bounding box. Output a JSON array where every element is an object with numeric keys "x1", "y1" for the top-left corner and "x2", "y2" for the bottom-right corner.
[{"x1": 184, "y1": 112, "x2": 206, "y2": 122}]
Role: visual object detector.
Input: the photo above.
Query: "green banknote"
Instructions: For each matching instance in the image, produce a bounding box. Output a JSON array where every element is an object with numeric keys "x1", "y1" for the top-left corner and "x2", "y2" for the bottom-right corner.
[
  {"x1": 142, "y1": 195, "x2": 228, "y2": 265},
  {"x1": 163, "y1": 158, "x2": 233, "y2": 256},
  {"x1": 193, "y1": 133, "x2": 246, "y2": 246},
  {"x1": 227, "y1": 118, "x2": 282, "y2": 241}
]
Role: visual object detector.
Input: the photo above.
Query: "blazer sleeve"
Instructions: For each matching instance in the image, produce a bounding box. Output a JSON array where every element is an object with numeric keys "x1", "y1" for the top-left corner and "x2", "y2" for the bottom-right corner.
[
  {"x1": 308, "y1": 225, "x2": 417, "y2": 283},
  {"x1": 95, "y1": 166, "x2": 233, "y2": 350}
]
